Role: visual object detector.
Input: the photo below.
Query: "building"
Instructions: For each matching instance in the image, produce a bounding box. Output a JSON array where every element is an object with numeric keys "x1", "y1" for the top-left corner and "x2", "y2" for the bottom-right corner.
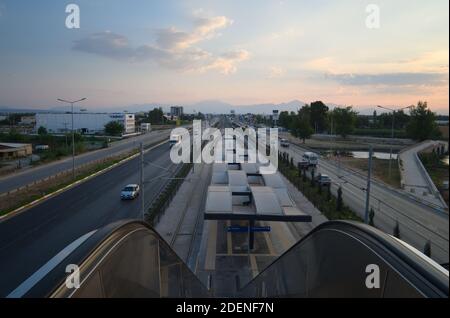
[
  {"x1": 35, "y1": 112, "x2": 135, "y2": 135},
  {"x1": 0, "y1": 143, "x2": 33, "y2": 160},
  {"x1": 20, "y1": 115, "x2": 36, "y2": 126},
  {"x1": 170, "y1": 106, "x2": 184, "y2": 118}
]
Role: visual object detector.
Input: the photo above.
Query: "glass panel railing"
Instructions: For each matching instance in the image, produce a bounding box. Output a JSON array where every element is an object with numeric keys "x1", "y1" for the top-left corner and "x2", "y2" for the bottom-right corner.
[
  {"x1": 238, "y1": 221, "x2": 448, "y2": 298},
  {"x1": 45, "y1": 221, "x2": 210, "y2": 298}
]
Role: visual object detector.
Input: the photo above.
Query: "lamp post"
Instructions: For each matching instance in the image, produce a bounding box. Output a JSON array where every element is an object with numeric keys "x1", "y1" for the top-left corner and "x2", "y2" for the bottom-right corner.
[
  {"x1": 57, "y1": 98, "x2": 87, "y2": 180},
  {"x1": 376, "y1": 105, "x2": 413, "y2": 181}
]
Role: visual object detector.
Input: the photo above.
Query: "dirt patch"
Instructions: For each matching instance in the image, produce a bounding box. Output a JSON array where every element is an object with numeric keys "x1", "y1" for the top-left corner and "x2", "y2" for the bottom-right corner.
[{"x1": 339, "y1": 157, "x2": 402, "y2": 189}]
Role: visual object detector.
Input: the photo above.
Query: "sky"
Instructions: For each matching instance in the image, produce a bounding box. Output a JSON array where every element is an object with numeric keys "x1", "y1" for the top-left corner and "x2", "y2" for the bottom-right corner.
[{"x1": 0, "y1": 0, "x2": 448, "y2": 114}]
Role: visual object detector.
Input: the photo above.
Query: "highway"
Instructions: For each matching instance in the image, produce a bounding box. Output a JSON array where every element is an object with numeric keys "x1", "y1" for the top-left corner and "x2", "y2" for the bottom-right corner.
[
  {"x1": 0, "y1": 142, "x2": 178, "y2": 297},
  {"x1": 0, "y1": 129, "x2": 171, "y2": 194},
  {"x1": 281, "y1": 139, "x2": 449, "y2": 264}
]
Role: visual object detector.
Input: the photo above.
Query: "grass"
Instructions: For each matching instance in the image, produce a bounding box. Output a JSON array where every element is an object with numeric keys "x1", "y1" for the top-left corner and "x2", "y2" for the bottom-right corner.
[
  {"x1": 278, "y1": 155, "x2": 363, "y2": 222},
  {"x1": 419, "y1": 152, "x2": 449, "y2": 207},
  {"x1": 339, "y1": 157, "x2": 402, "y2": 188}
]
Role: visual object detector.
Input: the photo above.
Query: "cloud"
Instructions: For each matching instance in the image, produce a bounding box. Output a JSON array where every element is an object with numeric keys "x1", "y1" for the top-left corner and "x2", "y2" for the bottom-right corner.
[
  {"x1": 267, "y1": 67, "x2": 285, "y2": 78},
  {"x1": 72, "y1": 14, "x2": 246, "y2": 75},
  {"x1": 325, "y1": 72, "x2": 448, "y2": 87},
  {"x1": 200, "y1": 50, "x2": 250, "y2": 75}
]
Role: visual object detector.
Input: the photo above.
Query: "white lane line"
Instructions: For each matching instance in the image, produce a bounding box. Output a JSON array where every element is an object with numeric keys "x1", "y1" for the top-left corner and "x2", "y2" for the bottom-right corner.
[
  {"x1": 0, "y1": 139, "x2": 169, "y2": 222},
  {"x1": 7, "y1": 230, "x2": 97, "y2": 298}
]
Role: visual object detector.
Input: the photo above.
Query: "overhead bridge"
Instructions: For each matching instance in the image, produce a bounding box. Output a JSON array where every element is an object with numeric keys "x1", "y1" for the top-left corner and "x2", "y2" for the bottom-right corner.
[{"x1": 10, "y1": 220, "x2": 448, "y2": 298}]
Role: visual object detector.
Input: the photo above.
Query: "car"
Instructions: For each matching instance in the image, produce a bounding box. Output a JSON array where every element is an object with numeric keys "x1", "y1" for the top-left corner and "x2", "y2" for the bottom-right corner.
[
  {"x1": 121, "y1": 184, "x2": 140, "y2": 200},
  {"x1": 297, "y1": 160, "x2": 309, "y2": 169},
  {"x1": 316, "y1": 174, "x2": 332, "y2": 186},
  {"x1": 280, "y1": 139, "x2": 290, "y2": 148}
]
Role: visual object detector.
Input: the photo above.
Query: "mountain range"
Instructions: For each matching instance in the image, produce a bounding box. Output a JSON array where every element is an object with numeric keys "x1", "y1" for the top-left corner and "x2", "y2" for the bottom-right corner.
[{"x1": 0, "y1": 100, "x2": 405, "y2": 115}]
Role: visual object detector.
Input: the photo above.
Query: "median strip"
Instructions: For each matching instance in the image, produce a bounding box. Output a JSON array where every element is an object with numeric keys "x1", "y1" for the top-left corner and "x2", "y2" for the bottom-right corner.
[{"x1": 0, "y1": 139, "x2": 168, "y2": 220}]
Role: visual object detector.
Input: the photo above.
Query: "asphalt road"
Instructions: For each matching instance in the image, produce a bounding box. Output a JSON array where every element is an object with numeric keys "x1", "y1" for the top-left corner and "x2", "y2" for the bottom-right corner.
[
  {"x1": 0, "y1": 129, "x2": 171, "y2": 194},
  {"x1": 0, "y1": 142, "x2": 178, "y2": 297},
  {"x1": 282, "y1": 141, "x2": 449, "y2": 264}
]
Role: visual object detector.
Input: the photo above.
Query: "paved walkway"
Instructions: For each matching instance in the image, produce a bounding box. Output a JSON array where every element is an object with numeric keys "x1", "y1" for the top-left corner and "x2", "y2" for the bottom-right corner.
[{"x1": 399, "y1": 140, "x2": 448, "y2": 209}]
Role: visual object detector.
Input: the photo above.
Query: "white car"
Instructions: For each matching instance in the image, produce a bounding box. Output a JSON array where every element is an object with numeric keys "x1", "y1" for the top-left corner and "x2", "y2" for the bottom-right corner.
[
  {"x1": 280, "y1": 139, "x2": 290, "y2": 148},
  {"x1": 121, "y1": 184, "x2": 140, "y2": 200}
]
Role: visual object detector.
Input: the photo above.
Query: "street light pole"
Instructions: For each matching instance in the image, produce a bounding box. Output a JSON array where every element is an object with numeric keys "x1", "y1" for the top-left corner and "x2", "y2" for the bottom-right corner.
[
  {"x1": 364, "y1": 145, "x2": 373, "y2": 224},
  {"x1": 140, "y1": 142, "x2": 145, "y2": 220},
  {"x1": 57, "y1": 98, "x2": 87, "y2": 180},
  {"x1": 377, "y1": 105, "x2": 413, "y2": 181}
]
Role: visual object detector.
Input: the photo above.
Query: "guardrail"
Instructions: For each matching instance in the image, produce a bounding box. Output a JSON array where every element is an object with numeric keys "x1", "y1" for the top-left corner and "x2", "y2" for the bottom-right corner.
[
  {"x1": 0, "y1": 135, "x2": 170, "y2": 200},
  {"x1": 414, "y1": 151, "x2": 448, "y2": 209},
  {"x1": 286, "y1": 137, "x2": 449, "y2": 216}
]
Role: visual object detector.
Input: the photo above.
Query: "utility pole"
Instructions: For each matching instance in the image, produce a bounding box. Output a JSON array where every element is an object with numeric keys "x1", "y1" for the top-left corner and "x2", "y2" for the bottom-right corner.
[
  {"x1": 57, "y1": 98, "x2": 87, "y2": 180},
  {"x1": 364, "y1": 146, "x2": 373, "y2": 224},
  {"x1": 140, "y1": 142, "x2": 145, "y2": 220}
]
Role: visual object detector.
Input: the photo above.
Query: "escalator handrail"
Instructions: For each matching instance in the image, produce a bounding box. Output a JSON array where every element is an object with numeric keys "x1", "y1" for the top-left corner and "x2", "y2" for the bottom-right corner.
[
  {"x1": 22, "y1": 220, "x2": 209, "y2": 298},
  {"x1": 240, "y1": 220, "x2": 449, "y2": 298}
]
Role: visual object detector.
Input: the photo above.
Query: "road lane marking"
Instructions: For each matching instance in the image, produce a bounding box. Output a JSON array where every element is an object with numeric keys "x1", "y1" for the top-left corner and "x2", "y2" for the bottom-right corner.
[
  {"x1": 7, "y1": 230, "x2": 97, "y2": 298},
  {"x1": 0, "y1": 139, "x2": 169, "y2": 222}
]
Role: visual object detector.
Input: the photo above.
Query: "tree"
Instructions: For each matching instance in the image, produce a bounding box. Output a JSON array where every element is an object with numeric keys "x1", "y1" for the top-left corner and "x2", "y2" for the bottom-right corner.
[
  {"x1": 148, "y1": 108, "x2": 164, "y2": 124},
  {"x1": 104, "y1": 121, "x2": 124, "y2": 136},
  {"x1": 294, "y1": 107, "x2": 314, "y2": 143},
  {"x1": 393, "y1": 221, "x2": 400, "y2": 239},
  {"x1": 369, "y1": 208, "x2": 375, "y2": 226},
  {"x1": 337, "y1": 186, "x2": 343, "y2": 211},
  {"x1": 310, "y1": 101, "x2": 329, "y2": 133},
  {"x1": 406, "y1": 101, "x2": 441, "y2": 141},
  {"x1": 333, "y1": 106, "x2": 357, "y2": 138},
  {"x1": 38, "y1": 126, "x2": 48, "y2": 135},
  {"x1": 278, "y1": 111, "x2": 292, "y2": 129},
  {"x1": 423, "y1": 241, "x2": 431, "y2": 258}
]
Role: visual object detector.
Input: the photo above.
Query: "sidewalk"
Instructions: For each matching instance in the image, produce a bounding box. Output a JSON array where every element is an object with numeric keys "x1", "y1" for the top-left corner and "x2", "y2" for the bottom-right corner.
[{"x1": 398, "y1": 140, "x2": 448, "y2": 208}]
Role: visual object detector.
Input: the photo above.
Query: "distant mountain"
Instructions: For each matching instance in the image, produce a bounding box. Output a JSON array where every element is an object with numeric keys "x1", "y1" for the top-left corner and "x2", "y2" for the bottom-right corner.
[{"x1": 184, "y1": 99, "x2": 307, "y2": 114}]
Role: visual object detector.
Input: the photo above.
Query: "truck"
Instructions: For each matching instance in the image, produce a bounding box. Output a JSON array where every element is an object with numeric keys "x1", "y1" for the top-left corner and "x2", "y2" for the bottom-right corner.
[
  {"x1": 169, "y1": 134, "x2": 182, "y2": 148},
  {"x1": 140, "y1": 123, "x2": 151, "y2": 133}
]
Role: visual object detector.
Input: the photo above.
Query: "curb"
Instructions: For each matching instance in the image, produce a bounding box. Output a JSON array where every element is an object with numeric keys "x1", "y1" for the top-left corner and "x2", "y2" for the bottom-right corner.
[{"x1": 0, "y1": 139, "x2": 168, "y2": 223}]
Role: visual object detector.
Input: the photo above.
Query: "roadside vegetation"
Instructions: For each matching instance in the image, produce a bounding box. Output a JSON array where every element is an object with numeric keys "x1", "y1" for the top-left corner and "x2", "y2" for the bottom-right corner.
[
  {"x1": 0, "y1": 149, "x2": 138, "y2": 216},
  {"x1": 0, "y1": 129, "x2": 111, "y2": 171},
  {"x1": 145, "y1": 163, "x2": 193, "y2": 226},
  {"x1": 419, "y1": 146, "x2": 449, "y2": 206},
  {"x1": 338, "y1": 156, "x2": 402, "y2": 188},
  {"x1": 277, "y1": 152, "x2": 363, "y2": 222},
  {"x1": 262, "y1": 100, "x2": 443, "y2": 142}
]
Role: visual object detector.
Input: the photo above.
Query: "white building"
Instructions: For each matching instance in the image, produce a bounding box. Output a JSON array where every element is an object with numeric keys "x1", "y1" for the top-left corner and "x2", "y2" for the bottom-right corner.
[{"x1": 35, "y1": 112, "x2": 135, "y2": 135}]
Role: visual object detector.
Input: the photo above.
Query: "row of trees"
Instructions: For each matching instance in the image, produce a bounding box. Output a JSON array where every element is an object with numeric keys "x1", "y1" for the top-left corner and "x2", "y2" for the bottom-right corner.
[
  {"x1": 277, "y1": 101, "x2": 441, "y2": 141},
  {"x1": 141, "y1": 107, "x2": 206, "y2": 125}
]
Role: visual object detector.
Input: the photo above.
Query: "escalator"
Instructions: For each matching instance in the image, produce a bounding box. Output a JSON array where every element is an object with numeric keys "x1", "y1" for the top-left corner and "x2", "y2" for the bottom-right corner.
[{"x1": 15, "y1": 220, "x2": 448, "y2": 298}]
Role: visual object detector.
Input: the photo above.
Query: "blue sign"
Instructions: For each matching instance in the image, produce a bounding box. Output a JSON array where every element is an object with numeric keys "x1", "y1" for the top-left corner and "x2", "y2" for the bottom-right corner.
[{"x1": 227, "y1": 226, "x2": 271, "y2": 233}]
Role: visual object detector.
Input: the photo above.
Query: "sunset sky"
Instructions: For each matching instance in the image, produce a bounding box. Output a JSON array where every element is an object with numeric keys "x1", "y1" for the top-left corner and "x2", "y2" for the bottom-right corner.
[{"x1": 0, "y1": 0, "x2": 448, "y2": 114}]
